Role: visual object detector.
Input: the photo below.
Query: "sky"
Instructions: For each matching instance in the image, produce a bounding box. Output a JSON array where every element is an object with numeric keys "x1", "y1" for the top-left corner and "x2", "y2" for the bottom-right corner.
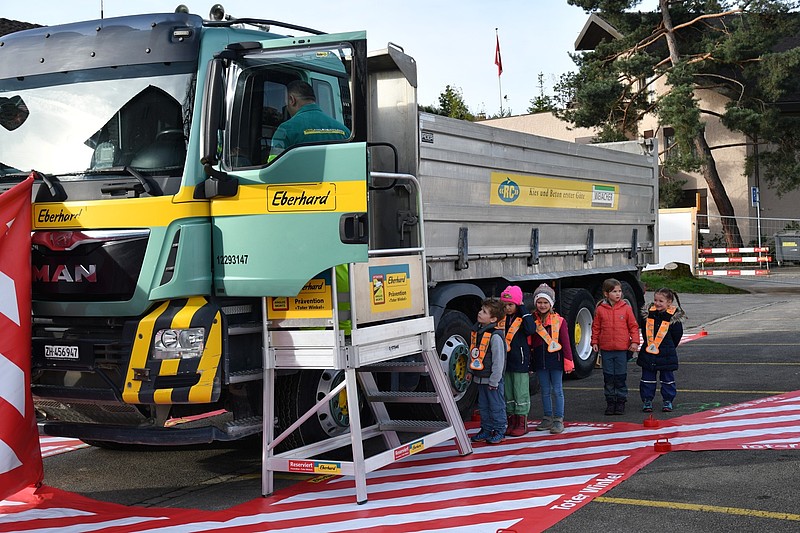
[{"x1": 3, "y1": 0, "x2": 659, "y2": 116}]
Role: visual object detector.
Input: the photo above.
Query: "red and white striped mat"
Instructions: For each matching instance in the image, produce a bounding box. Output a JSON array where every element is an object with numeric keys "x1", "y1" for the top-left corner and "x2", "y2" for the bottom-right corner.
[{"x1": 4, "y1": 390, "x2": 800, "y2": 532}]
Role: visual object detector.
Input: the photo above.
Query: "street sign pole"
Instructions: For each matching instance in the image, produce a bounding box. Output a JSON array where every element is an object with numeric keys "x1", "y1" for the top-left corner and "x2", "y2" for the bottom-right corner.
[{"x1": 752, "y1": 186, "x2": 765, "y2": 269}]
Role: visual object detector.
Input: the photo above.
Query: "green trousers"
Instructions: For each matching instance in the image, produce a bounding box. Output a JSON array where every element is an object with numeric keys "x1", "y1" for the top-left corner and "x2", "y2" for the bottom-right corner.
[{"x1": 504, "y1": 371, "x2": 531, "y2": 415}]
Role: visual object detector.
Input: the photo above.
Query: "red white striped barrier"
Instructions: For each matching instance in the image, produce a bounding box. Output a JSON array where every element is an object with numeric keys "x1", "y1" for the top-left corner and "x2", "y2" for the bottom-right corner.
[
  {"x1": 698, "y1": 269, "x2": 770, "y2": 276},
  {"x1": 697, "y1": 246, "x2": 771, "y2": 276},
  {"x1": 698, "y1": 256, "x2": 770, "y2": 264},
  {"x1": 699, "y1": 247, "x2": 769, "y2": 254}
]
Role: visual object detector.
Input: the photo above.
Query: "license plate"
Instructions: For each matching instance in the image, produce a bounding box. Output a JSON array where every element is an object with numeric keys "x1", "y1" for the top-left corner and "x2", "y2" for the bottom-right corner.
[{"x1": 44, "y1": 344, "x2": 80, "y2": 360}]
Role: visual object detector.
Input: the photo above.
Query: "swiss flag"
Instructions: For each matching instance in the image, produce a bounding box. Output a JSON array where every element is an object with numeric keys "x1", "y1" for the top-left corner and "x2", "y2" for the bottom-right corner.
[
  {"x1": 0, "y1": 174, "x2": 42, "y2": 500},
  {"x1": 495, "y1": 35, "x2": 503, "y2": 77}
]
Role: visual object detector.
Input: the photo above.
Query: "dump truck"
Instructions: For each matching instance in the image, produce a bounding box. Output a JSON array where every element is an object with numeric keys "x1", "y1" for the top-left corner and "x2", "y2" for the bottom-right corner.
[{"x1": 0, "y1": 6, "x2": 657, "y2": 448}]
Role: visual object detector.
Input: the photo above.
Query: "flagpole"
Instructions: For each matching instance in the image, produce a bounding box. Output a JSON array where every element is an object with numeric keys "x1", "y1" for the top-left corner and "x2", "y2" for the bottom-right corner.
[{"x1": 496, "y1": 28, "x2": 503, "y2": 116}]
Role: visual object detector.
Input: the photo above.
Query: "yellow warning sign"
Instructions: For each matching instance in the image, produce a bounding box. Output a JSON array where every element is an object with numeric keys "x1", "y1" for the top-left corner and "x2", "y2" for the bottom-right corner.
[{"x1": 267, "y1": 273, "x2": 333, "y2": 319}]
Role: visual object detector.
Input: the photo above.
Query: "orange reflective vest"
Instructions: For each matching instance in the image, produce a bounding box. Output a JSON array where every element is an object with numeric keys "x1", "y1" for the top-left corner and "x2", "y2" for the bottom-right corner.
[
  {"x1": 535, "y1": 313, "x2": 562, "y2": 353},
  {"x1": 469, "y1": 324, "x2": 503, "y2": 371}
]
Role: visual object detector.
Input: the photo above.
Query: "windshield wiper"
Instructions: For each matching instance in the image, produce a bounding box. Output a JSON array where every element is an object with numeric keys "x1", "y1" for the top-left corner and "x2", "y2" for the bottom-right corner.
[
  {"x1": 85, "y1": 166, "x2": 163, "y2": 196},
  {"x1": 30, "y1": 170, "x2": 68, "y2": 202}
]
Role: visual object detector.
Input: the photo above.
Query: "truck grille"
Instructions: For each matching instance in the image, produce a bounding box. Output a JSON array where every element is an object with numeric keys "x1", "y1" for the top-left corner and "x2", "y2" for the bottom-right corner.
[{"x1": 31, "y1": 229, "x2": 149, "y2": 302}]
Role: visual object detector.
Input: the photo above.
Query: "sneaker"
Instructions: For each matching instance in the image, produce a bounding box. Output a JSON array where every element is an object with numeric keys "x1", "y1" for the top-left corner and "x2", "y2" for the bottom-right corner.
[
  {"x1": 486, "y1": 431, "x2": 505, "y2": 444},
  {"x1": 471, "y1": 428, "x2": 492, "y2": 442},
  {"x1": 536, "y1": 416, "x2": 553, "y2": 431},
  {"x1": 642, "y1": 400, "x2": 653, "y2": 413},
  {"x1": 662, "y1": 401, "x2": 673, "y2": 412}
]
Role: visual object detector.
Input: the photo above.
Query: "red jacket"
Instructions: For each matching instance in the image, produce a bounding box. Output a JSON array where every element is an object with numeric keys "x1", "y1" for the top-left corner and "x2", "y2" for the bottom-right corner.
[{"x1": 591, "y1": 299, "x2": 640, "y2": 351}]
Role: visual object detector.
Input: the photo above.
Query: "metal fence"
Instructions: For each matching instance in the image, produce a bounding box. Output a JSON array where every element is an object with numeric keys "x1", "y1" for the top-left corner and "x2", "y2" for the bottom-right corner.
[{"x1": 698, "y1": 214, "x2": 800, "y2": 253}]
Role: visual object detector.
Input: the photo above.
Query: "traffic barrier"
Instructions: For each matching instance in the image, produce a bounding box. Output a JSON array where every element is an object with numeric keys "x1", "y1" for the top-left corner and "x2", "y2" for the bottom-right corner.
[{"x1": 697, "y1": 246, "x2": 771, "y2": 276}]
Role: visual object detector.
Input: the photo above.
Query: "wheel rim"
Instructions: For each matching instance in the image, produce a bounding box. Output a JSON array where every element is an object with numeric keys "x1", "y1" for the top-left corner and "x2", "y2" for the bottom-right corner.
[
  {"x1": 314, "y1": 370, "x2": 350, "y2": 437},
  {"x1": 574, "y1": 307, "x2": 594, "y2": 362},
  {"x1": 440, "y1": 334, "x2": 470, "y2": 398}
]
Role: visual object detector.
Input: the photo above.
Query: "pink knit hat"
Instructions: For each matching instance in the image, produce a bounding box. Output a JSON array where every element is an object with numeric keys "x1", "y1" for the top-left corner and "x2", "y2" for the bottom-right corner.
[{"x1": 500, "y1": 285, "x2": 523, "y2": 305}]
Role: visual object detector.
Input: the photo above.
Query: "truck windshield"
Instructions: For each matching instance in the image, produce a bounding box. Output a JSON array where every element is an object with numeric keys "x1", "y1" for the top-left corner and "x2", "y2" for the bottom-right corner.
[{"x1": 0, "y1": 68, "x2": 194, "y2": 178}]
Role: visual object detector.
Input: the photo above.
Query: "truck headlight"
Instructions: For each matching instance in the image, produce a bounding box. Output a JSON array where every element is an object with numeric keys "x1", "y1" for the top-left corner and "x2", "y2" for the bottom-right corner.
[{"x1": 154, "y1": 327, "x2": 205, "y2": 360}]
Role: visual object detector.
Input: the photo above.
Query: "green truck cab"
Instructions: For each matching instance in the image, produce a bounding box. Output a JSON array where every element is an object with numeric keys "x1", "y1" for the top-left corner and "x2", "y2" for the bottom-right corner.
[{"x1": 0, "y1": 11, "x2": 375, "y2": 446}]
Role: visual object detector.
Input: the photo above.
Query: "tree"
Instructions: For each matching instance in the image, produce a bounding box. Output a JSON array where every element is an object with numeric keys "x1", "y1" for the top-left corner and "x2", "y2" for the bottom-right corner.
[
  {"x1": 528, "y1": 73, "x2": 558, "y2": 114},
  {"x1": 560, "y1": 0, "x2": 800, "y2": 247},
  {"x1": 420, "y1": 85, "x2": 476, "y2": 121},
  {"x1": 438, "y1": 85, "x2": 475, "y2": 121}
]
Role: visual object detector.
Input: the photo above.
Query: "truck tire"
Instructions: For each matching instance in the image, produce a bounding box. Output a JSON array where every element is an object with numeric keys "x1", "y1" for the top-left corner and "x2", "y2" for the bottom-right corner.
[
  {"x1": 619, "y1": 280, "x2": 640, "y2": 310},
  {"x1": 560, "y1": 287, "x2": 596, "y2": 379},
  {"x1": 619, "y1": 280, "x2": 643, "y2": 360},
  {"x1": 433, "y1": 310, "x2": 479, "y2": 420},
  {"x1": 275, "y1": 369, "x2": 367, "y2": 449}
]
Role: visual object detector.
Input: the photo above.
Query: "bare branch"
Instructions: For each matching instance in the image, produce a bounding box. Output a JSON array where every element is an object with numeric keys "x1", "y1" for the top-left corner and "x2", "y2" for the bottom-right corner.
[
  {"x1": 708, "y1": 141, "x2": 769, "y2": 151},
  {"x1": 670, "y1": 9, "x2": 743, "y2": 33},
  {"x1": 698, "y1": 108, "x2": 724, "y2": 119}
]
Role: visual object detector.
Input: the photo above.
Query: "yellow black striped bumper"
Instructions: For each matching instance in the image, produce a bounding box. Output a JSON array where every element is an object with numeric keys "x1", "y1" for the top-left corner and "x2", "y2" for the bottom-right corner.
[{"x1": 123, "y1": 297, "x2": 223, "y2": 404}]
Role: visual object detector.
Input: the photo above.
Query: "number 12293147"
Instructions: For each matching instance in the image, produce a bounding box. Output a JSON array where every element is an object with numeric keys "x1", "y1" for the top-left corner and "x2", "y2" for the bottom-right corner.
[{"x1": 216, "y1": 254, "x2": 249, "y2": 265}]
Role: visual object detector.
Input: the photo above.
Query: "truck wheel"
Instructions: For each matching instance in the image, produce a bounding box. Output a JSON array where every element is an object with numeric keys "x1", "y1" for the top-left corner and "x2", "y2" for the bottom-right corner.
[
  {"x1": 560, "y1": 288, "x2": 596, "y2": 379},
  {"x1": 620, "y1": 280, "x2": 640, "y2": 310},
  {"x1": 434, "y1": 310, "x2": 479, "y2": 420},
  {"x1": 275, "y1": 369, "x2": 366, "y2": 448},
  {"x1": 619, "y1": 280, "x2": 643, "y2": 360}
]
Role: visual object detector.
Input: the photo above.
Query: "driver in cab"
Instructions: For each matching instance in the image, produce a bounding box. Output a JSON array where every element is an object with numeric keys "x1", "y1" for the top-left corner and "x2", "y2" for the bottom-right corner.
[{"x1": 268, "y1": 80, "x2": 350, "y2": 161}]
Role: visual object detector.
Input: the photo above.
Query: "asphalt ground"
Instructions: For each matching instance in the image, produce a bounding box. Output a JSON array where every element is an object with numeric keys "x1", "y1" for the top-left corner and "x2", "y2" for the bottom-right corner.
[{"x1": 39, "y1": 267, "x2": 800, "y2": 530}]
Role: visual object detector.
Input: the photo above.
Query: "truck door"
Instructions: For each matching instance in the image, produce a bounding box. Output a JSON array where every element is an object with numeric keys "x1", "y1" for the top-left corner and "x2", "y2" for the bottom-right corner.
[{"x1": 204, "y1": 33, "x2": 368, "y2": 297}]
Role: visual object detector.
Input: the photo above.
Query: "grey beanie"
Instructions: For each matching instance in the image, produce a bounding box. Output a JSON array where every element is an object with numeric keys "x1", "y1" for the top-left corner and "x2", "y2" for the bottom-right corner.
[{"x1": 533, "y1": 283, "x2": 555, "y2": 306}]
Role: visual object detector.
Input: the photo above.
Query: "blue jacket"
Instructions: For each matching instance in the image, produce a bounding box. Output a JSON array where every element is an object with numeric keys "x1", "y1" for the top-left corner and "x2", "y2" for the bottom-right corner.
[{"x1": 637, "y1": 304, "x2": 684, "y2": 372}]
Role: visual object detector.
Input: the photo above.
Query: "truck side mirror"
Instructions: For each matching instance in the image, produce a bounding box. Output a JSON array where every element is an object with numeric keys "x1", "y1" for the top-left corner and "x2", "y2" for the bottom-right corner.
[{"x1": 195, "y1": 57, "x2": 238, "y2": 199}]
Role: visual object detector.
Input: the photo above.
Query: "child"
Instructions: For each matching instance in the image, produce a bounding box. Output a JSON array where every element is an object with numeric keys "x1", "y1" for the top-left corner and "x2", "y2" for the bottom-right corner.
[
  {"x1": 591, "y1": 279, "x2": 640, "y2": 415},
  {"x1": 499, "y1": 285, "x2": 536, "y2": 436},
  {"x1": 469, "y1": 297, "x2": 508, "y2": 444},
  {"x1": 637, "y1": 287, "x2": 685, "y2": 413},
  {"x1": 529, "y1": 283, "x2": 574, "y2": 434}
]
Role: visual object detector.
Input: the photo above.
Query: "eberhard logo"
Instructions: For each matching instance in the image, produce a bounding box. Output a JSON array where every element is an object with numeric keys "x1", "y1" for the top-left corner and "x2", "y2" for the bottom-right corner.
[
  {"x1": 386, "y1": 273, "x2": 407, "y2": 285},
  {"x1": 301, "y1": 279, "x2": 327, "y2": 292},
  {"x1": 36, "y1": 207, "x2": 83, "y2": 225},
  {"x1": 267, "y1": 183, "x2": 336, "y2": 212},
  {"x1": 497, "y1": 178, "x2": 520, "y2": 203},
  {"x1": 314, "y1": 462, "x2": 341, "y2": 474}
]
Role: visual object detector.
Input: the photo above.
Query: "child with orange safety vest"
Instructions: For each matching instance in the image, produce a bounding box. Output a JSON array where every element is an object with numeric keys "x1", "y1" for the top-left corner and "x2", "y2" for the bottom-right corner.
[
  {"x1": 469, "y1": 297, "x2": 508, "y2": 445},
  {"x1": 499, "y1": 285, "x2": 536, "y2": 437},
  {"x1": 637, "y1": 287, "x2": 685, "y2": 413},
  {"x1": 529, "y1": 283, "x2": 574, "y2": 434}
]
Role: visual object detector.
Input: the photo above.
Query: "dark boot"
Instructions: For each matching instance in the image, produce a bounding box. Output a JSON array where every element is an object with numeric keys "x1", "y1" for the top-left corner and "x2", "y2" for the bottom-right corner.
[
  {"x1": 510, "y1": 414, "x2": 527, "y2": 437},
  {"x1": 614, "y1": 399, "x2": 626, "y2": 415},
  {"x1": 604, "y1": 400, "x2": 616, "y2": 416},
  {"x1": 505, "y1": 415, "x2": 515, "y2": 436}
]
